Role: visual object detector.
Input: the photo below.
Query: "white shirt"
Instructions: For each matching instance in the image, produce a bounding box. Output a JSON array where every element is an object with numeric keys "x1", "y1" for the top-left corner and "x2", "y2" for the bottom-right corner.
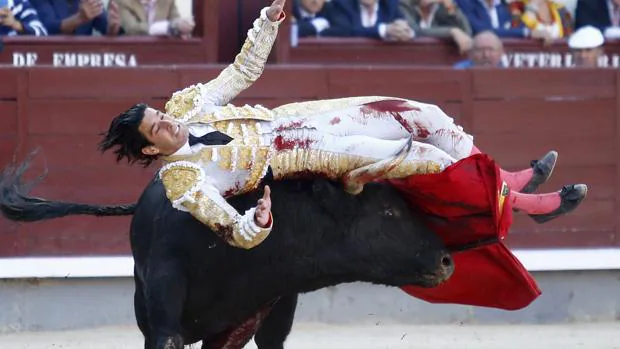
[
  {"x1": 170, "y1": 124, "x2": 217, "y2": 157},
  {"x1": 609, "y1": 0, "x2": 620, "y2": 26},
  {"x1": 299, "y1": 7, "x2": 331, "y2": 33},
  {"x1": 360, "y1": 2, "x2": 379, "y2": 27},
  {"x1": 299, "y1": 8, "x2": 315, "y2": 19},
  {"x1": 359, "y1": 2, "x2": 388, "y2": 39},
  {"x1": 168, "y1": 123, "x2": 257, "y2": 196},
  {"x1": 418, "y1": 4, "x2": 439, "y2": 29},
  {"x1": 603, "y1": 0, "x2": 620, "y2": 38},
  {"x1": 480, "y1": 0, "x2": 500, "y2": 29}
]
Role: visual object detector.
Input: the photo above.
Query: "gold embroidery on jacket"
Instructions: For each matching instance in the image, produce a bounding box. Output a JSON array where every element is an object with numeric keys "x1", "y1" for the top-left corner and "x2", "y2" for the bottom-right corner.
[
  {"x1": 164, "y1": 7, "x2": 281, "y2": 123},
  {"x1": 160, "y1": 166, "x2": 201, "y2": 201}
]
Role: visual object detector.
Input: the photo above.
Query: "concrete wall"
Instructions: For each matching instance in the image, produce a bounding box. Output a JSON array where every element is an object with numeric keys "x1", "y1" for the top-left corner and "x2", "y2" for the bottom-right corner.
[{"x1": 1, "y1": 271, "x2": 619, "y2": 333}]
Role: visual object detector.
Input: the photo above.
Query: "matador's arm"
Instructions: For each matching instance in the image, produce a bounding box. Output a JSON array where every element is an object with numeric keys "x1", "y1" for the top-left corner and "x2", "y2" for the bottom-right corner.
[
  {"x1": 165, "y1": 7, "x2": 285, "y2": 118},
  {"x1": 159, "y1": 161, "x2": 273, "y2": 249},
  {"x1": 201, "y1": 6, "x2": 285, "y2": 106}
]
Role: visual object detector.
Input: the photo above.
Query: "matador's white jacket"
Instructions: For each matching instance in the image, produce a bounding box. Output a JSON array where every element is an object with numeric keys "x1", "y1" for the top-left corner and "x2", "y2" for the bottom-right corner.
[{"x1": 158, "y1": 8, "x2": 474, "y2": 250}]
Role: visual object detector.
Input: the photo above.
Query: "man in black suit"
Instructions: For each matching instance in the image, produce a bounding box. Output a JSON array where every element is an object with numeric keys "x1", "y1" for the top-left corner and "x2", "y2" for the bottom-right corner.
[
  {"x1": 293, "y1": 0, "x2": 334, "y2": 37},
  {"x1": 575, "y1": 0, "x2": 620, "y2": 39},
  {"x1": 327, "y1": 0, "x2": 414, "y2": 40}
]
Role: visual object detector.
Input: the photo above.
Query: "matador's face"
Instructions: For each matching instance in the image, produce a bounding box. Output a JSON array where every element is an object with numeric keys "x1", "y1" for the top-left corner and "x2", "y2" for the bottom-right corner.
[{"x1": 138, "y1": 107, "x2": 190, "y2": 156}]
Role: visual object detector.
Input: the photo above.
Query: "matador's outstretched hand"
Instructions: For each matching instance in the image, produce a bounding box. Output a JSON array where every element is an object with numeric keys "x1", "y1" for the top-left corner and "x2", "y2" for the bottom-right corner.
[
  {"x1": 266, "y1": 0, "x2": 286, "y2": 22},
  {"x1": 255, "y1": 186, "x2": 272, "y2": 228}
]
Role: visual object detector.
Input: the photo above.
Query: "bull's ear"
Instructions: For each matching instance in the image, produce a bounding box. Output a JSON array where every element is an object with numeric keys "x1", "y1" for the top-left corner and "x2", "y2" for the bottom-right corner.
[{"x1": 311, "y1": 178, "x2": 358, "y2": 218}]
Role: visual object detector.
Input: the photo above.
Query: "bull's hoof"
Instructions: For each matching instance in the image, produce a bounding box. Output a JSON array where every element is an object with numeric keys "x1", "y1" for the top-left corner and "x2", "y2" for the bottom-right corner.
[
  {"x1": 521, "y1": 150, "x2": 558, "y2": 194},
  {"x1": 529, "y1": 184, "x2": 587, "y2": 224}
]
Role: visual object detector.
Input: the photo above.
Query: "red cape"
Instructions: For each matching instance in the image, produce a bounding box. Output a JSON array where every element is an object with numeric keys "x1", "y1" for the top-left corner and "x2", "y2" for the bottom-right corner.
[{"x1": 385, "y1": 154, "x2": 541, "y2": 311}]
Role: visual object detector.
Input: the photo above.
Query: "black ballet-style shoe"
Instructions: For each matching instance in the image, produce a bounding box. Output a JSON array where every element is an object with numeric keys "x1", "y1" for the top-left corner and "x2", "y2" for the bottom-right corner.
[
  {"x1": 529, "y1": 184, "x2": 588, "y2": 224},
  {"x1": 521, "y1": 150, "x2": 558, "y2": 194}
]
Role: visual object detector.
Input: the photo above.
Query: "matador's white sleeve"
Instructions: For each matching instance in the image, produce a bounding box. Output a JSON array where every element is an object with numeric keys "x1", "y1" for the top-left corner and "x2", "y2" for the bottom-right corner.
[
  {"x1": 175, "y1": 7, "x2": 284, "y2": 106},
  {"x1": 202, "y1": 7, "x2": 284, "y2": 105},
  {"x1": 159, "y1": 161, "x2": 273, "y2": 249}
]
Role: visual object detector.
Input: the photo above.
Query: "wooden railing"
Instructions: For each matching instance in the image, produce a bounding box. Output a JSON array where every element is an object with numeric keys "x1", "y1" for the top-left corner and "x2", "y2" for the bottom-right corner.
[{"x1": 275, "y1": 36, "x2": 620, "y2": 67}]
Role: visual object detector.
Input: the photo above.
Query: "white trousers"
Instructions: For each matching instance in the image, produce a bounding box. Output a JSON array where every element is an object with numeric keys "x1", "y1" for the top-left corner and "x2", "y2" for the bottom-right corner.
[{"x1": 263, "y1": 98, "x2": 474, "y2": 171}]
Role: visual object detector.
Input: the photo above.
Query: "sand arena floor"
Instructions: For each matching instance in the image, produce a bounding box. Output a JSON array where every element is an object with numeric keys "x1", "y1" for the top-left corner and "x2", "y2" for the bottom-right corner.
[{"x1": 1, "y1": 322, "x2": 619, "y2": 349}]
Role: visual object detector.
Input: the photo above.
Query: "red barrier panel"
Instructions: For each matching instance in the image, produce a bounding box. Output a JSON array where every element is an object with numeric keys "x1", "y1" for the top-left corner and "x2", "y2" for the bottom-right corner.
[
  {"x1": 0, "y1": 66, "x2": 616, "y2": 257},
  {"x1": 275, "y1": 37, "x2": 620, "y2": 67}
]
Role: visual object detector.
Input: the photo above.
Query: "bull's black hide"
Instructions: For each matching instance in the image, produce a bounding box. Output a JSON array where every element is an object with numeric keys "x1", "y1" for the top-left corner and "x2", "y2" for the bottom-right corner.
[{"x1": 0, "y1": 156, "x2": 453, "y2": 349}]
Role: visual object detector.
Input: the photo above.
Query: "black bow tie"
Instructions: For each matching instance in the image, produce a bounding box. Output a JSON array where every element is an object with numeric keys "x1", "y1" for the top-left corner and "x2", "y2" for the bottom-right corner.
[{"x1": 188, "y1": 131, "x2": 234, "y2": 147}]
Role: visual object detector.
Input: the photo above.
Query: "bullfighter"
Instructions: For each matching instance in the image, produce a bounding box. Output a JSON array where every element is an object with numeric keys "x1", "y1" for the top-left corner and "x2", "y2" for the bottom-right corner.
[{"x1": 99, "y1": 0, "x2": 587, "y2": 250}]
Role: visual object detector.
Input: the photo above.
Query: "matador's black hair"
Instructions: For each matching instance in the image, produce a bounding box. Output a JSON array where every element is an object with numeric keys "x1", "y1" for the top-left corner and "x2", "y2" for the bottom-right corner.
[{"x1": 98, "y1": 103, "x2": 158, "y2": 167}]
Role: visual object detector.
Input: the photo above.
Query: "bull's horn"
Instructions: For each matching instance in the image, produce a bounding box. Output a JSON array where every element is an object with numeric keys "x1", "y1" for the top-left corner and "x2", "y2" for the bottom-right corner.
[{"x1": 343, "y1": 135, "x2": 413, "y2": 195}]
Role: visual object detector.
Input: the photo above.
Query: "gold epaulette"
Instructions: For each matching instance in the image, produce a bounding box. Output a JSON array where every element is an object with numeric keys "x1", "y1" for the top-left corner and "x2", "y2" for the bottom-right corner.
[
  {"x1": 165, "y1": 84, "x2": 203, "y2": 122},
  {"x1": 158, "y1": 160, "x2": 205, "y2": 209}
]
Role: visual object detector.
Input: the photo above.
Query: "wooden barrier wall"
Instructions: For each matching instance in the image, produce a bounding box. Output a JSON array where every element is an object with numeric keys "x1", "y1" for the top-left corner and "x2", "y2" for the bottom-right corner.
[
  {"x1": 0, "y1": 66, "x2": 617, "y2": 257},
  {"x1": 275, "y1": 37, "x2": 620, "y2": 67}
]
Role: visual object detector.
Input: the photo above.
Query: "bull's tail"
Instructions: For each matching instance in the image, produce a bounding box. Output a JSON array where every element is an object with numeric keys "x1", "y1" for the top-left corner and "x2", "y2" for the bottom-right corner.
[{"x1": 0, "y1": 151, "x2": 136, "y2": 222}]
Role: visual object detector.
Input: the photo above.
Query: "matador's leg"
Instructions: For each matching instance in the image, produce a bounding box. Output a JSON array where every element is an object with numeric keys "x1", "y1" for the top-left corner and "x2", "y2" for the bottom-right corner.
[
  {"x1": 269, "y1": 130, "x2": 585, "y2": 222},
  {"x1": 271, "y1": 96, "x2": 400, "y2": 119},
  {"x1": 271, "y1": 98, "x2": 556, "y2": 193},
  {"x1": 312, "y1": 134, "x2": 457, "y2": 175},
  {"x1": 268, "y1": 130, "x2": 456, "y2": 179},
  {"x1": 273, "y1": 99, "x2": 473, "y2": 157}
]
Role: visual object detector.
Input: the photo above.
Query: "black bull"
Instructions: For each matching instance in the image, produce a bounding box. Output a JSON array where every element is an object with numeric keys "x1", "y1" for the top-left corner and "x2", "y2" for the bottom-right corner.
[{"x1": 0, "y1": 158, "x2": 455, "y2": 349}]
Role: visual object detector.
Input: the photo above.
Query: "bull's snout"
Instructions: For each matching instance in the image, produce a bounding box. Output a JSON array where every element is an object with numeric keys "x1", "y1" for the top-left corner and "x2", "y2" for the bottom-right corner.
[
  {"x1": 417, "y1": 252, "x2": 455, "y2": 288},
  {"x1": 436, "y1": 253, "x2": 455, "y2": 283}
]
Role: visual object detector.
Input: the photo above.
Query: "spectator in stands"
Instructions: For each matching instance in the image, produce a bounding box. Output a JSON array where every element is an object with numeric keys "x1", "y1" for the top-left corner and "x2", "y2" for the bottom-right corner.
[
  {"x1": 31, "y1": 0, "x2": 122, "y2": 36},
  {"x1": 399, "y1": 0, "x2": 473, "y2": 53},
  {"x1": 293, "y1": 0, "x2": 335, "y2": 37},
  {"x1": 568, "y1": 25, "x2": 605, "y2": 67},
  {"x1": 116, "y1": 0, "x2": 193, "y2": 38},
  {"x1": 575, "y1": 0, "x2": 620, "y2": 40},
  {"x1": 453, "y1": 30, "x2": 504, "y2": 68},
  {"x1": 456, "y1": 0, "x2": 529, "y2": 38},
  {"x1": 327, "y1": 0, "x2": 415, "y2": 41},
  {"x1": 0, "y1": 0, "x2": 47, "y2": 36},
  {"x1": 508, "y1": 0, "x2": 573, "y2": 41}
]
